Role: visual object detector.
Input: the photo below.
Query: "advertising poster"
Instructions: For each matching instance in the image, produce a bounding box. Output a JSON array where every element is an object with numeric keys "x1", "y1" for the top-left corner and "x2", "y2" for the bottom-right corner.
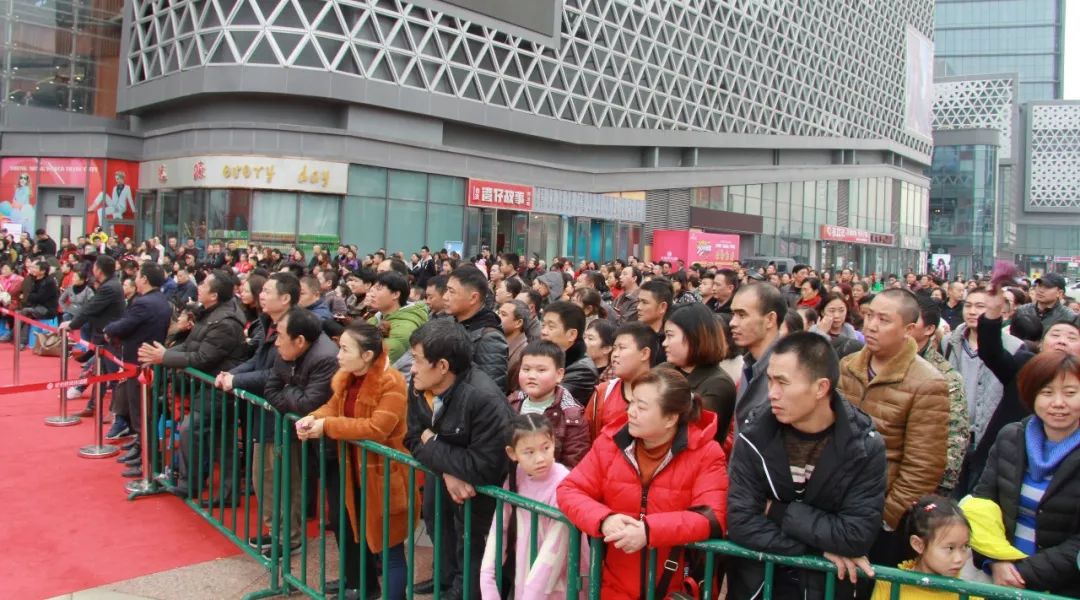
[
  {"x1": 931, "y1": 253, "x2": 951, "y2": 280},
  {"x1": 88, "y1": 159, "x2": 139, "y2": 234},
  {"x1": 650, "y1": 230, "x2": 686, "y2": 263},
  {"x1": 0, "y1": 157, "x2": 39, "y2": 236},
  {"x1": 688, "y1": 230, "x2": 740, "y2": 267},
  {"x1": 905, "y1": 25, "x2": 934, "y2": 139}
]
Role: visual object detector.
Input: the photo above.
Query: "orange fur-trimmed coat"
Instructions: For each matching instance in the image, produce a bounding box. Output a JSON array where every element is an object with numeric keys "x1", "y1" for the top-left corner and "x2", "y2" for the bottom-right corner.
[{"x1": 309, "y1": 354, "x2": 418, "y2": 551}]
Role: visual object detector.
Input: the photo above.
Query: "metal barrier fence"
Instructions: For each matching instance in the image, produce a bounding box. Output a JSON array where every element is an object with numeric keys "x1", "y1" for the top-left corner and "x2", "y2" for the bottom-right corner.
[{"x1": 141, "y1": 366, "x2": 1073, "y2": 600}]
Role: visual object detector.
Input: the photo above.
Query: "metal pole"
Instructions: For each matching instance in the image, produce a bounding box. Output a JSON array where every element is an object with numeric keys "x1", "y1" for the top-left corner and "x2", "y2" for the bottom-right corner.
[
  {"x1": 127, "y1": 368, "x2": 158, "y2": 497},
  {"x1": 13, "y1": 315, "x2": 20, "y2": 385},
  {"x1": 45, "y1": 334, "x2": 79, "y2": 426},
  {"x1": 79, "y1": 348, "x2": 119, "y2": 458}
]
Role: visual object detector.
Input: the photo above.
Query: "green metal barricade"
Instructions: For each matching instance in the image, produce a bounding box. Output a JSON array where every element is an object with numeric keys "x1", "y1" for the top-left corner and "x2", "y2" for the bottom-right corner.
[
  {"x1": 142, "y1": 370, "x2": 1074, "y2": 600},
  {"x1": 138, "y1": 365, "x2": 285, "y2": 600}
]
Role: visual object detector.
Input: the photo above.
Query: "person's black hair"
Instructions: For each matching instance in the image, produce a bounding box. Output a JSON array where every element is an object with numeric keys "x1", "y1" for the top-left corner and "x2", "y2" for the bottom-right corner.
[
  {"x1": 206, "y1": 269, "x2": 235, "y2": 303},
  {"x1": 858, "y1": 294, "x2": 874, "y2": 306},
  {"x1": 772, "y1": 331, "x2": 839, "y2": 391},
  {"x1": 267, "y1": 272, "x2": 301, "y2": 307},
  {"x1": 543, "y1": 301, "x2": 586, "y2": 343},
  {"x1": 35, "y1": 228, "x2": 46, "y2": 236},
  {"x1": 426, "y1": 274, "x2": 449, "y2": 294},
  {"x1": 803, "y1": 277, "x2": 822, "y2": 293},
  {"x1": 666, "y1": 303, "x2": 726, "y2": 365},
  {"x1": 782, "y1": 310, "x2": 804, "y2": 334},
  {"x1": 388, "y1": 257, "x2": 410, "y2": 276},
  {"x1": 573, "y1": 287, "x2": 607, "y2": 319},
  {"x1": 408, "y1": 319, "x2": 474, "y2": 375},
  {"x1": 917, "y1": 296, "x2": 942, "y2": 329},
  {"x1": 140, "y1": 261, "x2": 166, "y2": 288},
  {"x1": 300, "y1": 275, "x2": 320, "y2": 296},
  {"x1": 521, "y1": 339, "x2": 566, "y2": 369},
  {"x1": 735, "y1": 281, "x2": 788, "y2": 325},
  {"x1": 282, "y1": 306, "x2": 322, "y2": 343},
  {"x1": 613, "y1": 321, "x2": 659, "y2": 360},
  {"x1": 586, "y1": 318, "x2": 616, "y2": 348},
  {"x1": 449, "y1": 264, "x2": 490, "y2": 297},
  {"x1": 355, "y1": 268, "x2": 377, "y2": 285},
  {"x1": 320, "y1": 269, "x2": 340, "y2": 289},
  {"x1": 793, "y1": 263, "x2": 809, "y2": 274},
  {"x1": 508, "y1": 412, "x2": 554, "y2": 449},
  {"x1": 344, "y1": 320, "x2": 384, "y2": 357},
  {"x1": 95, "y1": 254, "x2": 117, "y2": 278},
  {"x1": 907, "y1": 495, "x2": 969, "y2": 543},
  {"x1": 1010, "y1": 312, "x2": 1043, "y2": 343},
  {"x1": 285, "y1": 262, "x2": 305, "y2": 279},
  {"x1": 583, "y1": 271, "x2": 608, "y2": 293},
  {"x1": 251, "y1": 267, "x2": 271, "y2": 279},
  {"x1": 625, "y1": 266, "x2": 642, "y2": 285},
  {"x1": 800, "y1": 307, "x2": 819, "y2": 326},
  {"x1": 877, "y1": 288, "x2": 921, "y2": 325},
  {"x1": 503, "y1": 276, "x2": 523, "y2": 298},
  {"x1": 524, "y1": 290, "x2": 543, "y2": 314},
  {"x1": 716, "y1": 314, "x2": 739, "y2": 360},
  {"x1": 640, "y1": 278, "x2": 674, "y2": 311},
  {"x1": 500, "y1": 252, "x2": 520, "y2": 270},
  {"x1": 375, "y1": 271, "x2": 410, "y2": 307},
  {"x1": 715, "y1": 268, "x2": 738, "y2": 288}
]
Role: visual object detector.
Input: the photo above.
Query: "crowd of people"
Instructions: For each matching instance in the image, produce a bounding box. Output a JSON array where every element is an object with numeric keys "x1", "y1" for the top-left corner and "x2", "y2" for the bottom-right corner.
[{"x1": 6, "y1": 226, "x2": 1080, "y2": 599}]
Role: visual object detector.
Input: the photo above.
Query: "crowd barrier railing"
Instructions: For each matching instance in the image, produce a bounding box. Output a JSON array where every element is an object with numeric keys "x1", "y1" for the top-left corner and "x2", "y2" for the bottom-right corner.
[{"x1": 139, "y1": 365, "x2": 1073, "y2": 600}]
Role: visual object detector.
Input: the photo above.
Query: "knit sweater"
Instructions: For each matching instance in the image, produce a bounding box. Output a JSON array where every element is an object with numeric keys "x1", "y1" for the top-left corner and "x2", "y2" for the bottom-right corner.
[{"x1": 479, "y1": 463, "x2": 585, "y2": 600}]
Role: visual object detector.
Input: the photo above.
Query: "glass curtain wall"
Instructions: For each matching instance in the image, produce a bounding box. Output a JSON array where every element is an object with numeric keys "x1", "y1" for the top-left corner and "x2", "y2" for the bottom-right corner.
[{"x1": 929, "y1": 144, "x2": 997, "y2": 278}]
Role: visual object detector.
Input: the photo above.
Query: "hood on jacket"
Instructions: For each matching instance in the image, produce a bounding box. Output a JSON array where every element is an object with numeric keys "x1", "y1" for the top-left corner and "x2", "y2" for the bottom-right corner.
[
  {"x1": 459, "y1": 306, "x2": 502, "y2": 332},
  {"x1": 536, "y1": 271, "x2": 565, "y2": 299},
  {"x1": 385, "y1": 301, "x2": 429, "y2": 327}
]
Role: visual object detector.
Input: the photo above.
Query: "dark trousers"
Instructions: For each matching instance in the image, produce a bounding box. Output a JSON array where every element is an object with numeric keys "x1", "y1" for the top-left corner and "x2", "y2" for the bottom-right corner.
[
  {"x1": 422, "y1": 477, "x2": 497, "y2": 596},
  {"x1": 177, "y1": 408, "x2": 237, "y2": 498},
  {"x1": 326, "y1": 466, "x2": 407, "y2": 599},
  {"x1": 113, "y1": 378, "x2": 141, "y2": 431}
]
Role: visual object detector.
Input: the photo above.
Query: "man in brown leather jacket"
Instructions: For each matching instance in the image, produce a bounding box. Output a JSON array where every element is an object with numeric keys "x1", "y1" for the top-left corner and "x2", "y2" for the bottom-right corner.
[{"x1": 838, "y1": 288, "x2": 949, "y2": 572}]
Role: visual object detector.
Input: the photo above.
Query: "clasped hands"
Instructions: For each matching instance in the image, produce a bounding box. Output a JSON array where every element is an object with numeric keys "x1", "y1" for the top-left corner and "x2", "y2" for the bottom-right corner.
[{"x1": 601, "y1": 513, "x2": 647, "y2": 554}]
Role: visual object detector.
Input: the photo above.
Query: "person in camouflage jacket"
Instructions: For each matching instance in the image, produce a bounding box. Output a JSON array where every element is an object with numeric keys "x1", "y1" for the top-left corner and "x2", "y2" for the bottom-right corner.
[{"x1": 914, "y1": 298, "x2": 968, "y2": 494}]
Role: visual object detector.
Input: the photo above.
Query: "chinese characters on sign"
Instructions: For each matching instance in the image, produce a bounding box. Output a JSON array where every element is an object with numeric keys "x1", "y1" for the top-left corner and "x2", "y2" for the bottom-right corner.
[
  {"x1": 467, "y1": 179, "x2": 534, "y2": 211},
  {"x1": 819, "y1": 225, "x2": 896, "y2": 247}
]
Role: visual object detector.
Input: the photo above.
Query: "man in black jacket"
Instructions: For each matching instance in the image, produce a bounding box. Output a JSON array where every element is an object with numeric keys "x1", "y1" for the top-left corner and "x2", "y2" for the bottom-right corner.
[
  {"x1": 404, "y1": 319, "x2": 512, "y2": 599},
  {"x1": 727, "y1": 332, "x2": 887, "y2": 599},
  {"x1": 540, "y1": 301, "x2": 597, "y2": 405},
  {"x1": 139, "y1": 269, "x2": 248, "y2": 498},
  {"x1": 102, "y1": 262, "x2": 173, "y2": 476},
  {"x1": 62, "y1": 255, "x2": 124, "y2": 416},
  {"x1": 19, "y1": 260, "x2": 60, "y2": 344},
  {"x1": 259, "y1": 307, "x2": 339, "y2": 556},
  {"x1": 33, "y1": 228, "x2": 57, "y2": 258},
  {"x1": 444, "y1": 264, "x2": 509, "y2": 391}
]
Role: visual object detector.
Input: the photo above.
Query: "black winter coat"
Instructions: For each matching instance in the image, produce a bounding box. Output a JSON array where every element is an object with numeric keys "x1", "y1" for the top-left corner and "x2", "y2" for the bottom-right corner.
[
  {"x1": 102, "y1": 289, "x2": 172, "y2": 363},
  {"x1": 161, "y1": 298, "x2": 247, "y2": 376},
  {"x1": 229, "y1": 313, "x2": 280, "y2": 441},
  {"x1": 458, "y1": 308, "x2": 509, "y2": 392},
  {"x1": 25, "y1": 274, "x2": 60, "y2": 320},
  {"x1": 264, "y1": 333, "x2": 339, "y2": 439},
  {"x1": 973, "y1": 418, "x2": 1080, "y2": 596},
  {"x1": 403, "y1": 367, "x2": 512, "y2": 487},
  {"x1": 727, "y1": 392, "x2": 887, "y2": 600},
  {"x1": 561, "y1": 340, "x2": 598, "y2": 406},
  {"x1": 68, "y1": 276, "x2": 124, "y2": 340},
  {"x1": 661, "y1": 362, "x2": 736, "y2": 445}
]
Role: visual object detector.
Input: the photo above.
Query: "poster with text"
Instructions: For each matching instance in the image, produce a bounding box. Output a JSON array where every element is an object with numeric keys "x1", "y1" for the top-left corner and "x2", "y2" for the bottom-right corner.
[{"x1": 0, "y1": 157, "x2": 39, "y2": 237}]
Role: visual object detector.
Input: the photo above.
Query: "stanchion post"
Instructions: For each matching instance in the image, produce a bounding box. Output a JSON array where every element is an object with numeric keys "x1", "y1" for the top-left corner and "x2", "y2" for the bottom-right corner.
[
  {"x1": 79, "y1": 347, "x2": 119, "y2": 458},
  {"x1": 13, "y1": 315, "x2": 21, "y2": 385},
  {"x1": 45, "y1": 334, "x2": 80, "y2": 427},
  {"x1": 127, "y1": 368, "x2": 159, "y2": 497}
]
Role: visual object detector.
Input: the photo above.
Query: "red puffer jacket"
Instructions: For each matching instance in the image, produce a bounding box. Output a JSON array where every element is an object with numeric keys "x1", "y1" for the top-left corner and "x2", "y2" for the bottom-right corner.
[{"x1": 557, "y1": 410, "x2": 728, "y2": 599}]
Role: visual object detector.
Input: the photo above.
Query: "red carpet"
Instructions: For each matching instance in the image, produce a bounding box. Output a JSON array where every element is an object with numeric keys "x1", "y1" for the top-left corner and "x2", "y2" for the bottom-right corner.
[{"x1": 0, "y1": 347, "x2": 241, "y2": 599}]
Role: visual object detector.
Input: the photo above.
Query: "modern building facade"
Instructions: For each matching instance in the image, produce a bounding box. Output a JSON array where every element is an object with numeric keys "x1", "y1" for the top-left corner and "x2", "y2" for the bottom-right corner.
[
  {"x1": 2, "y1": 0, "x2": 935, "y2": 274},
  {"x1": 933, "y1": 0, "x2": 1079, "y2": 278}
]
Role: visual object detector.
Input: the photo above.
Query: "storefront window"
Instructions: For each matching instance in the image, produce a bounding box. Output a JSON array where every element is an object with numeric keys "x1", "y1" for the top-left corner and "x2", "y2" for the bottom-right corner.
[
  {"x1": 387, "y1": 200, "x2": 426, "y2": 256},
  {"x1": 207, "y1": 190, "x2": 251, "y2": 245},
  {"x1": 349, "y1": 165, "x2": 387, "y2": 197},
  {"x1": 178, "y1": 190, "x2": 208, "y2": 241},
  {"x1": 251, "y1": 191, "x2": 297, "y2": 245},
  {"x1": 428, "y1": 203, "x2": 465, "y2": 252},
  {"x1": 299, "y1": 194, "x2": 340, "y2": 250},
  {"x1": 343, "y1": 196, "x2": 386, "y2": 251},
  {"x1": 389, "y1": 170, "x2": 428, "y2": 202},
  {"x1": 429, "y1": 175, "x2": 465, "y2": 205}
]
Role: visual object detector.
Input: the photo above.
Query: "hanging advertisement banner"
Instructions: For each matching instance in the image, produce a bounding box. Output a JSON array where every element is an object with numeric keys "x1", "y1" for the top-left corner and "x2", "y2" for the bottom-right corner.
[{"x1": 651, "y1": 229, "x2": 741, "y2": 266}]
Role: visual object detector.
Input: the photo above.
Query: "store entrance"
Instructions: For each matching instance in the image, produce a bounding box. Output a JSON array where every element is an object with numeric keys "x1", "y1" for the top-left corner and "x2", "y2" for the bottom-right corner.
[{"x1": 495, "y1": 210, "x2": 528, "y2": 257}]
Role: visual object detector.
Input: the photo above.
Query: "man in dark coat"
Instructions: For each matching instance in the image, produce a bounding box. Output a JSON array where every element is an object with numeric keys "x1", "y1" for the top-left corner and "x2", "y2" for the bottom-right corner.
[
  {"x1": 102, "y1": 261, "x2": 173, "y2": 476},
  {"x1": 404, "y1": 319, "x2": 512, "y2": 599},
  {"x1": 539, "y1": 301, "x2": 597, "y2": 405},
  {"x1": 258, "y1": 307, "x2": 339, "y2": 556},
  {"x1": 139, "y1": 269, "x2": 248, "y2": 499},
  {"x1": 727, "y1": 332, "x2": 887, "y2": 599},
  {"x1": 33, "y1": 228, "x2": 57, "y2": 258},
  {"x1": 444, "y1": 265, "x2": 509, "y2": 391},
  {"x1": 63, "y1": 254, "x2": 125, "y2": 417},
  {"x1": 20, "y1": 259, "x2": 60, "y2": 331}
]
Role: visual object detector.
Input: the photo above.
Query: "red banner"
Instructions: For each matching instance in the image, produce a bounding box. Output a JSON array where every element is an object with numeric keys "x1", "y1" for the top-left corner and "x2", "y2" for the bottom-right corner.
[
  {"x1": 467, "y1": 179, "x2": 533, "y2": 211},
  {"x1": 819, "y1": 225, "x2": 895, "y2": 247}
]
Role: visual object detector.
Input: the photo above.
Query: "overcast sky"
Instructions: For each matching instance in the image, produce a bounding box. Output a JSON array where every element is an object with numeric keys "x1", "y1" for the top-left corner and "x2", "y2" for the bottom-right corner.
[{"x1": 1067, "y1": 0, "x2": 1078, "y2": 99}]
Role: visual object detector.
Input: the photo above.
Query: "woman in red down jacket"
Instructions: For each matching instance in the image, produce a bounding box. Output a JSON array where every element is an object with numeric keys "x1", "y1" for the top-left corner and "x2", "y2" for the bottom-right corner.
[{"x1": 557, "y1": 367, "x2": 727, "y2": 599}]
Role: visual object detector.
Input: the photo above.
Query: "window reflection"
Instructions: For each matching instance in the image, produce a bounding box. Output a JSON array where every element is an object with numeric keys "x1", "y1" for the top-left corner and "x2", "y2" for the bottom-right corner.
[{"x1": 2, "y1": 0, "x2": 124, "y2": 116}]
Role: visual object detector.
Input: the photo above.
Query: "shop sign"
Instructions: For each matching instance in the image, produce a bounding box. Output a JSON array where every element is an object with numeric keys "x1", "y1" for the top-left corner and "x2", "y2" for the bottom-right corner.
[
  {"x1": 533, "y1": 188, "x2": 646, "y2": 222},
  {"x1": 819, "y1": 225, "x2": 895, "y2": 247},
  {"x1": 138, "y1": 156, "x2": 348, "y2": 194},
  {"x1": 1053, "y1": 256, "x2": 1080, "y2": 263},
  {"x1": 467, "y1": 179, "x2": 533, "y2": 210},
  {"x1": 652, "y1": 229, "x2": 740, "y2": 267}
]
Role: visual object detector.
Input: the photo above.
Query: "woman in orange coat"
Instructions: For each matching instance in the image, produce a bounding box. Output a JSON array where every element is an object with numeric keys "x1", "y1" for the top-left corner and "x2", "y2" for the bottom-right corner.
[{"x1": 296, "y1": 321, "x2": 414, "y2": 600}]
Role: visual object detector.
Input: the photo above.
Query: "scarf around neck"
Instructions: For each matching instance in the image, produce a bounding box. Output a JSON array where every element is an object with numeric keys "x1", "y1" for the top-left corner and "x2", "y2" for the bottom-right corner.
[{"x1": 1025, "y1": 417, "x2": 1080, "y2": 481}]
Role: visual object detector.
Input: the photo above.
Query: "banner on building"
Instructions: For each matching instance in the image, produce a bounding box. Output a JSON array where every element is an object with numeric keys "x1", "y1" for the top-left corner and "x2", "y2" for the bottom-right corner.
[
  {"x1": 467, "y1": 179, "x2": 534, "y2": 211},
  {"x1": 651, "y1": 229, "x2": 740, "y2": 267}
]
